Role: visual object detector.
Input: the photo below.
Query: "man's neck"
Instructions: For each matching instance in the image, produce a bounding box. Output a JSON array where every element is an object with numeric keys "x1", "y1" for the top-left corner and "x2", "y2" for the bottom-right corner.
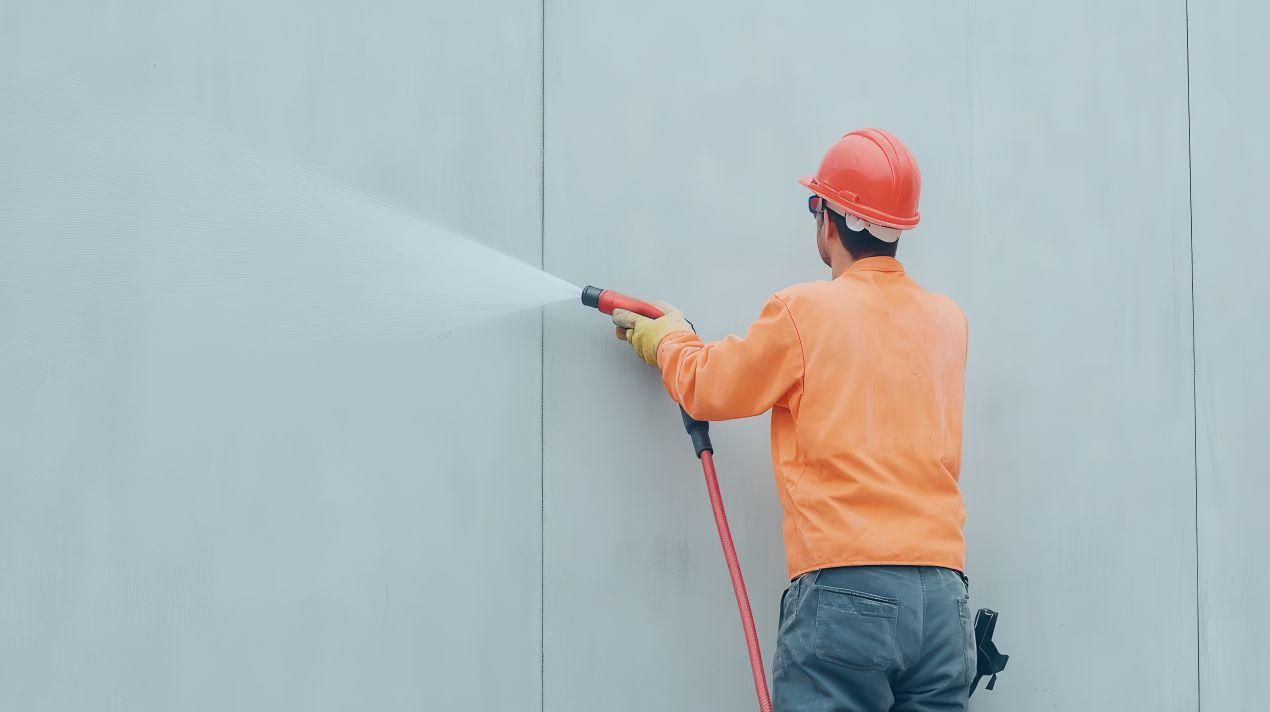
[{"x1": 829, "y1": 252, "x2": 857, "y2": 279}]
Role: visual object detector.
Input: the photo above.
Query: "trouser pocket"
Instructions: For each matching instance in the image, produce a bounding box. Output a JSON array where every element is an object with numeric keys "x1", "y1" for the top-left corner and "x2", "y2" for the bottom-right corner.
[{"x1": 813, "y1": 585, "x2": 901, "y2": 671}]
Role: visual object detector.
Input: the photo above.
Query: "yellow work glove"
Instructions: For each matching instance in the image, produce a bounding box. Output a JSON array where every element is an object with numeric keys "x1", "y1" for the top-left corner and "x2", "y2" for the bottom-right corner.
[{"x1": 611, "y1": 302, "x2": 693, "y2": 366}]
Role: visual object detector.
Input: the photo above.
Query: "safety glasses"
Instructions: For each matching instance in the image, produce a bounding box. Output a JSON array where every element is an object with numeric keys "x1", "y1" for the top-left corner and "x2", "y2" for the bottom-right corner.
[{"x1": 807, "y1": 194, "x2": 825, "y2": 217}]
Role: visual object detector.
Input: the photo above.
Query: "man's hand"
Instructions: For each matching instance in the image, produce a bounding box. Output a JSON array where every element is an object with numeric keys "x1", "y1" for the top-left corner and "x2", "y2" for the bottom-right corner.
[{"x1": 611, "y1": 302, "x2": 693, "y2": 366}]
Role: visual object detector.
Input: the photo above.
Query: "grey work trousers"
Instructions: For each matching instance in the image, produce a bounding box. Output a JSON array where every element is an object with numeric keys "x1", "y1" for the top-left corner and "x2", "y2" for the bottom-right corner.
[{"x1": 772, "y1": 565, "x2": 975, "y2": 712}]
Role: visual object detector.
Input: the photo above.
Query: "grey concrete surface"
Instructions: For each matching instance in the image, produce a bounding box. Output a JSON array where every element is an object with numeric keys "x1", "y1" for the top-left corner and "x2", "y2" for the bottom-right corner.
[
  {"x1": 1188, "y1": 1, "x2": 1270, "y2": 708},
  {"x1": 958, "y1": 2, "x2": 1197, "y2": 710},
  {"x1": 1, "y1": 2, "x2": 543, "y2": 710}
]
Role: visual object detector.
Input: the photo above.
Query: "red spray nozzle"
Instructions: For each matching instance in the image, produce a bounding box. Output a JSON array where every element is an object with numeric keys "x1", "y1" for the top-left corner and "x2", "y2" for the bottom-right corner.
[{"x1": 580, "y1": 285, "x2": 664, "y2": 320}]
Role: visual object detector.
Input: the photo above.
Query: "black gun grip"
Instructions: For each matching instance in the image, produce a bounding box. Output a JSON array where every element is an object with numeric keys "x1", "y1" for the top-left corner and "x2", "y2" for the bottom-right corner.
[{"x1": 679, "y1": 406, "x2": 712, "y2": 457}]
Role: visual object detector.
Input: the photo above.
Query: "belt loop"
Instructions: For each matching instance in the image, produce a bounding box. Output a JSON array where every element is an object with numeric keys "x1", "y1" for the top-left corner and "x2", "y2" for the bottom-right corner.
[{"x1": 793, "y1": 569, "x2": 819, "y2": 607}]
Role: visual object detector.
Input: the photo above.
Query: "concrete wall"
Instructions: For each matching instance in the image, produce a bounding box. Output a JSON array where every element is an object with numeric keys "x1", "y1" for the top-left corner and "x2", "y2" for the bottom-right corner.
[
  {"x1": 1188, "y1": 2, "x2": 1270, "y2": 710},
  {"x1": 1, "y1": 3, "x2": 544, "y2": 710},
  {"x1": 2, "y1": 1, "x2": 1264, "y2": 710}
]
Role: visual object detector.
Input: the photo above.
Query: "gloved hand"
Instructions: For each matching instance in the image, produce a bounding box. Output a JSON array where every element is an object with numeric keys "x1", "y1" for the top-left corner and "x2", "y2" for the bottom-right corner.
[{"x1": 612, "y1": 301, "x2": 693, "y2": 366}]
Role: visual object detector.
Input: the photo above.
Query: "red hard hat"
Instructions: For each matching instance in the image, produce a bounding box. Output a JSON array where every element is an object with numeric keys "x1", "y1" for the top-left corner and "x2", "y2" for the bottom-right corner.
[{"x1": 799, "y1": 128, "x2": 921, "y2": 229}]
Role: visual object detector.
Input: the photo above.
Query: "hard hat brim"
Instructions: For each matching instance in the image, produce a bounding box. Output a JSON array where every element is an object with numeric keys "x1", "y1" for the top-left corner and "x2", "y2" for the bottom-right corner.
[{"x1": 799, "y1": 176, "x2": 920, "y2": 230}]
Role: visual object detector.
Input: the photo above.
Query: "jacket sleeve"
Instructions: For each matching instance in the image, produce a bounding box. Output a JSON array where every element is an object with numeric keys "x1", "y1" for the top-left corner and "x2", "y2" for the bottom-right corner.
[{"x1": 655, "y1": 294, "x2": 805, "y2": 421}]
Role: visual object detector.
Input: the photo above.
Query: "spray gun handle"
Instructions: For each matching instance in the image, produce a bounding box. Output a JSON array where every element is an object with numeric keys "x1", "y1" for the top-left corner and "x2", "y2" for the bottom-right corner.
[
  {"x1": 582, "y1": 286, "x2": 665, "y2": 338},
  {"x1": 581, "y1": 286, "x2": 665, "y2": 320},
  {"x1": 680, "y1": 406, "x2": 713, "y2": 457},
  {"x1": 607, "y1": 292, "x2": 664, "y2": 319}
]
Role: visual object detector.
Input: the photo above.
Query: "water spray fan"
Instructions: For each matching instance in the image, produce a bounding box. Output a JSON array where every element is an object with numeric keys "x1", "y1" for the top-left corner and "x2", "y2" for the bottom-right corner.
[{"x1": 581, "y1": 286, "x2": 773, "y2": 712}]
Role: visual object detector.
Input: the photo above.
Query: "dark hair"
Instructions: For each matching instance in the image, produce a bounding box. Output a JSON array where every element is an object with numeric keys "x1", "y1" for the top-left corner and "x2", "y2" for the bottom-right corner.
[{"x1": 827, "y1": 210, "x2": 898, "y2": 258}]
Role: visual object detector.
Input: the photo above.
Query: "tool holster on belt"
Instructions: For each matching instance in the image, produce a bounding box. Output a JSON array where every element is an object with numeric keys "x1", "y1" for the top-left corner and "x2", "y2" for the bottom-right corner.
[{"x1": 969, "y1": 608, "x2": 1009, "y2": 697}]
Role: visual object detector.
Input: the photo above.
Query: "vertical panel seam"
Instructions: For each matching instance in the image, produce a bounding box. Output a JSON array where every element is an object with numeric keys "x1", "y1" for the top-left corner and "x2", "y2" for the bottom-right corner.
[
  {"x1": 1183, "y1": 1, "x2": 1201, "y2": 709},
  {"x1": 538, "y1": 1, "x2": 547, "y2": 710}
]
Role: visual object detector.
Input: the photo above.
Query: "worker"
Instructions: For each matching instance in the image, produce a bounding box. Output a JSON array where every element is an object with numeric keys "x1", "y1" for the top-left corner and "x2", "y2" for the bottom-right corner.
[{"x1": 613, "y1": 129, "x2": 973, "y2": 711}]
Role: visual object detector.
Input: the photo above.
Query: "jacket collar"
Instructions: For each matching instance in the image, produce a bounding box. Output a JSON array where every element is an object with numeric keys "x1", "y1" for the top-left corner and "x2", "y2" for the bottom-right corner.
[{"x1": 845, "y1": 256, "x2": 905, "y2": 274}]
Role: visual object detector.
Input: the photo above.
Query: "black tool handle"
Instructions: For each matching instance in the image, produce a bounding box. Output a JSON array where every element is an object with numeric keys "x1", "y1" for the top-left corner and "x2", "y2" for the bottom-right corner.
[{"x1": 679, "y1": 407, "x2": 712, "y2": 457}]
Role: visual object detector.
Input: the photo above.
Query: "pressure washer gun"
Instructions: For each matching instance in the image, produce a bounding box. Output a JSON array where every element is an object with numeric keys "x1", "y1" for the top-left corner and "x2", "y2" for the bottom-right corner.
[
  {"x1": 580, "y1": 286, "x2": 712, "y2": 454},
  {"x1": 581, "y1": 286, "x2": 771, "y2": 712},
  {"x1": 970, "y1": 608, "x2": 1009, "y2": 697}
]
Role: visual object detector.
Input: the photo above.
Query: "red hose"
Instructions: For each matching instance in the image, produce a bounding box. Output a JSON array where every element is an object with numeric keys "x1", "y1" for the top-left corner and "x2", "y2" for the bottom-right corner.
[{"x1": 698, "y1": 450, "x2": 773, "y2": 712}]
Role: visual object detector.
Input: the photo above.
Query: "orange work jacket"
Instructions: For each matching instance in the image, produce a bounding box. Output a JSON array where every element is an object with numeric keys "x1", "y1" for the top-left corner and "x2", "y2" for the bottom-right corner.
[{"x1": 656, "y1": 257, "x2": 968, "y2": 579}]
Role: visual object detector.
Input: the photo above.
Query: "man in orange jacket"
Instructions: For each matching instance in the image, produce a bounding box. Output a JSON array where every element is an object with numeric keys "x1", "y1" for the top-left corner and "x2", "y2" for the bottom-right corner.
[{"x1": 613, "y1": 129, "x2": 973, "y2": 711}]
